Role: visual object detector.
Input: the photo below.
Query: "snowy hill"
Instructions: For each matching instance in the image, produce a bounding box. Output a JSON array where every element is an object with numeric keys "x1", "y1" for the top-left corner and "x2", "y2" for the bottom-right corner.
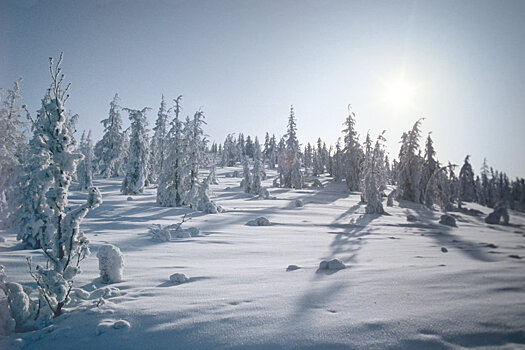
[{"x1": 1, "y1": 167, "x2": 525, "y2": 349}]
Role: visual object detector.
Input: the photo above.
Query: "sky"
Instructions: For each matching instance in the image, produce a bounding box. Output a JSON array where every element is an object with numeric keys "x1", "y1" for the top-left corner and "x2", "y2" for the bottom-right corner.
[{"x1": 1, "y1": 0, "x2": 525, "y2": 177}]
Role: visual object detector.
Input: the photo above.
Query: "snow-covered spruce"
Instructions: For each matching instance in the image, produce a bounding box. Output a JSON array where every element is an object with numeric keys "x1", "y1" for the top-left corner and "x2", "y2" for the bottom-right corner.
[
  {"x1": 148, "y1": 95, "x2": 169, "y2": 185},
  {"x1": 13, "y1": 55, "x2": 103, "y2": 322},
  {"x1": 121, "y1": 107, "x2": 150, "y2": 195},
  {"x1": 0, "y1": 266, "x2": 16, "y2": 336},
  {"x1": 77, "y1": 130, "x2": 94, "y2": 190},
  {"x1": 362, "y1": 132, "x2": 386, "y2": 214},
  {"x1": 342, "y1": 106, "x2": 363, "y2": 192},
  {"x1": 485, "y1": 206, "x2": 510, "y2": 225},
  {"x1": 94, "y1": 93, "x2": 125, "y2": 178},
  {"x1": 278, "y1": 105, "x2": 303, "y2": 189},
  {"x1": 0, "y1": 78, "x2": 27, "y2": 226},
  {"x1": 242, "y1": 157, "x2": 252, "y2": 193},
  {"x1": 97, "y1": 244, "x2": 124, "y2": 283}
]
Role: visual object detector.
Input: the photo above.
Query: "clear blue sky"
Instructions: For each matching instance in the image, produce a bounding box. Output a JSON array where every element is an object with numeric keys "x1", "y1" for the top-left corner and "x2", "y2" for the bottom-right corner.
[{"x1": 2, "y1": 0, "x2": 524, "y2": 177}]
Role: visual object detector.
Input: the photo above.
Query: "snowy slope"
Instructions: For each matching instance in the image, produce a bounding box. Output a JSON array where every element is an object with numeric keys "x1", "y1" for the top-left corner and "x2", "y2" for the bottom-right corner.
[{"x1": 1, "y1": 167, "x2": 525, "y2": 349}]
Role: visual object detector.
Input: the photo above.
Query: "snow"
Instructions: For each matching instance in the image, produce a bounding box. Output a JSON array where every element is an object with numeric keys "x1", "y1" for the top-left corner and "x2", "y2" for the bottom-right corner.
[
  {"x1": 1, "y1": 167, "x2": 525, "y2": 349},
  {"x1": 169, "y1": 273, "x2": 189, "y2": 284},
  {"x1": 97, "y1": 245, "x2": 124, "y2": 284}
]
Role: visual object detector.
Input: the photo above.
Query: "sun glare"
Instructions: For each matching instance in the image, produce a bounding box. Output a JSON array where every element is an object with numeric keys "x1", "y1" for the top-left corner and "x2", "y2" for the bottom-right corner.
[{"x1": 384, "y1": 78, "x2": 417, "y2": 109}]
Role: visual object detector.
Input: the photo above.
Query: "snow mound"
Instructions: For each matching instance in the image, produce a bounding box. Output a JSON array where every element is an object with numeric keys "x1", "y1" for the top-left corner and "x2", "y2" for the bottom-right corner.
[
  {"x1": 170, "y1": 273, "x2": 189, "y2": 284},
  {"x1": 286, "y1": 265, "x2": 301, "y2": 271},
  {"x1": 439, "y1": 214, "x2": 457, "y2": 227},
  {"x1": 96, "y1": 319, "x2": 131, "y2": 335},
  {"x1": 258, "y1": 187, "x2": 270, "y2": 199},
  {"x1": 0, "y1": 236, "x2": 4, "y2": 243},
  {"x1": 150, "y1": 224, "x2": 201, "y2": 241},
  {"x1": 295, "y1": 199, "x2": 304, "y2": 207},
  {"x1": 89, "y1": 286, "x2": 123, "y2": 300},
  {"x1": 126, "y1": 196, "x2": 133, "y2": 201},
  {"x1": 406, "y1": 214, "x2": 418, "y2": 222},
  {"x1": 319, "y1": 259, "x2": 346, "y2": 270},
  {"x1": 97, "y1": 245, "x2": 124, "y2": 283},
  {"x1": 246, "y1": 217, "x2": 271, "y2": 226}
]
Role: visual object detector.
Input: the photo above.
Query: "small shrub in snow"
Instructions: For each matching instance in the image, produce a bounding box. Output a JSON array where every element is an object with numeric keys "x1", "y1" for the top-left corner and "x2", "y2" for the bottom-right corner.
[
  {"x1": 0, "y1": 266, "x2": 16, "y2": 336},
  {"x1": 406, "y1": 215, "x2": 418, "y2": 222},
  {"x1": 387, "y1": 190, "x2": 395, "y2": 207},
  {"x1": 258, "y1": 187, "x2": 270, "y2": 199},
  {"x1": 439, "y1": 214, "x2": 457, "y2": 227},
  {"x1": 441, "y1": 247, "x2": 448, "y2": 253},
  {"x1": 149, "y1": 224, "x2": 171, "y2": 242},
  {"x1": 312, "y1": 179, "x2": 323, "y2": 188},
  {"x1": 485, "y1": 206, "x2": 509, "y2": 225},
  {"x1": 246, "y1": 217, "x2": 271, "y2": 226},
  {"x1": 272, "y1": 178, "x2": 280, "y2": 188},
  {"x1": 319, "y1": 259, "x2": 346, "y2": 270},
  {"x1": 295, "y1": 199, "x2": 304, "y2": 207},
  {"x1": 170, "y1": 273, "x2": 189, "y2": 284},
  {"x1": 97, "y1": 244, "x2": 124, "y2": 283}
]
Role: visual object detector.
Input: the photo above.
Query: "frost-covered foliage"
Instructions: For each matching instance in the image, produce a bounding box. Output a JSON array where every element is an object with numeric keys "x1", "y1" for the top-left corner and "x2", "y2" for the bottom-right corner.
[
  {"x1": 251, "y1": 137, "x2": 264, "y2": 195},
  {"x1": 121, "y1": 107, "x2": 150, "y2": 195},
  {"x1": 242, "y1": 157, "x2": 252, "y2": 193},
  {"x1": 221, "y1": 134, "x2": 238, "y2": 167},
  {"x1": 187, "y1": 110, "x2": 208, "y2": 189},
  {"x1": 246, "y1": 217, "x2": 271, "y2": 226},
  {"x1": 95, "y1": 94, "x2": 125, "y2": 178},
  {"x1": 77, "y1": 130, "x2": 94, "y2": 190},
  {"x1": 0, "y1": 266, "x2": 16, "y2": 335},
  {"x1": 362, "y1": 132, "x2": 386, "y2": 214},
  {"x1": 332, "y1": 139, "x2": 344, "y2": 182},
  {"x1": 0, "y1": 79, "x2": 27, "y2": 225},
  {"x1": 157, "y1": 96, "x2": 188, "y2": 207},
  {"x1": 342, "y1": 107, "x2": 363, "y2": 191},
  {"x1": 319, "y1": 259, "x2": 346, "y2": 271},
  {"x1": 13, "y1": 54, "x2": 103, "y2": 321},
  {"x1": 189, "y1": 178, "x2": 223, "y2": 214},
  {"x1": 397, "y1": 118, "x2": 424, "y2": 203},
  {"x1": 97, "y1": 244, "x2": 124, "y2": 283},
  {"x1": 148, "y1": 95, "x2": 169, "y2": 184},
  {"x1": 421, "y1": 133, "x2": 439, "y2": 207},
  {"x1": 208, "y1": 164, "x2": 218, "y2": 185},
  {"x1": 459, "y1": 155, "x2": 476, "y2": 202},
  {"x1": 278, "y1": 106, "x2": 303, "y2": 189}
]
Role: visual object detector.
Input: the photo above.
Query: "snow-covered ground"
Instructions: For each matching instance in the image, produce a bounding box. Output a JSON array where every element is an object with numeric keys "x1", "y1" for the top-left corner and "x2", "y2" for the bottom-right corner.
[{"x1": 1, "y1": 167, "x2": 525, "y2": 349}]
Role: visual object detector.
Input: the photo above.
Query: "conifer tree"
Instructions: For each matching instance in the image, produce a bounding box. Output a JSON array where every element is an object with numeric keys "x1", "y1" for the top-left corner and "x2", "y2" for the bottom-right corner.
[
  {"x1": 121, "y1": 107, "x2": 150, "y2": 195},
  {"x1": 77, "y1": 130, "x2": 94, "y2": 190},
  {"x1": 342, "y1": 107, "x2": 363, "y2": 191},
  {"x1": 278, "y1": 106, "x2": 303, "y2": 189},
  {"x1": 95, "y1": 94, "x2": 124, "y2": 178},
  {"x1": 459, "y1": 155, "x2": 477, "y2": 202},
  {"x1": 148, "y1": 95, "x2": 169, "y2": 184},
  {"x1": 397, "y1": 119, "x2": 424, "y2": 203}
]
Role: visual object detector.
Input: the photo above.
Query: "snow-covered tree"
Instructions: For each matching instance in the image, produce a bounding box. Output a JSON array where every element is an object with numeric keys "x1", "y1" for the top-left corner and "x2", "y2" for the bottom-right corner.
[
  {"x1": 397, "y1": 118, "x2": 424, "y2": 203},
  {"x1": 221, "y1": 134, "x2": 238, "y2": 167},
  {"x1": 0, "y1": 78, "x2": 27, "y2": 224},
  {"x1": 278, "y1": 106, "x2": 303, "y2": 189},
  {"x1": 94, "y1": 94, "x2": 124, "y2": 178},
  {"x1": 148, "y1": 95, "x2": 169, "y2": 184},
  {"x1": 332, "y1": 139, "x2": 344, "y2": 182},
  {"x1": 421, "y1": 133, "x2": 439, "y2": 207},
  {"x1": 186, "y1": 110, "x2": 208, "y2": 190},
  {"x1": 242, "y1": 156, "x2": 252, "y2": 193},
  {"x1": 313, "y1": 138, "x2": 324, "y2": 176},
  {"x1": 251, "y1": 137, "x2": 265, "y2": 195},
  {"x1": 77, "y1": 130, "x2": 94, "y2": 190},
  {"x1": 363, "y1": 133, "x2": 386, "y2": 214},
  {"x1": 9, "y1": 54, "x2": 103, "y2": 323},
  {"x1": 459, "y1": 155, "x2": 476, "y2": 202},
  {"x1": 342, "y1": 107, "x2": 363, "y2": 191},
  {"x1": 157, "y1": 96, "x2": 187, "y2": 207},
  {"x1": 121, "y1": 107, "x2": 150, "y2": 195}
]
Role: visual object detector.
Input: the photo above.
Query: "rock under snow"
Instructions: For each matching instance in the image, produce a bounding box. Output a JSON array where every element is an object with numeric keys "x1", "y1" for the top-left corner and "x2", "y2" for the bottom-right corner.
[
  {"x1": 485, "y1": 207, "x2": 510, "y2": 225},
  {"x1": 246, "y1": 217, "x2": 271, "y2": 226},
  {"x1": 441, "y1": 247, "x2": 448, "y2": 253},
  {"x1": 286, "y1": 265, "x2": 301, "y2": 271},
  {"x1": 439, "y1": 214, "x2": 457, "y2": 227},
  {"x1": 170, "y1": 273, "x2": 189, "y2": 284},
  {"x1": 97, "y1": 244, "x2": 124, "y2": 283},
  {"x1": 127, "y1": 196, "x2": 133, "y2": 201},
  {"x1": 406, "y1": 215, "x2": 418, "y2": 222},
  {"x1": 295, "y1": 199, "x2": 304, "y2": 207},
  {"x1": 113, "y1": 319, "x2": 131, "y2": 329},
  {"x1": 319, "y1": 259, "x2": 346, "y2": 271}
]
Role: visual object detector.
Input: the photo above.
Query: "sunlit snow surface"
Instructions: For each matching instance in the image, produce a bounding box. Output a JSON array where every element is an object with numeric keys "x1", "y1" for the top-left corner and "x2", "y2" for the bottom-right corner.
[{"x1": 1, "y1": 167, "x2": 525, "y2": 349}]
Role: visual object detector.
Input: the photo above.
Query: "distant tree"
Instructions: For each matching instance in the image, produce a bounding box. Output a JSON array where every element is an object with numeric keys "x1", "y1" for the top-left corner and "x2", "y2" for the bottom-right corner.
[
  {"x1": 251, "y1": 137, "x2": 264, "y2": 195},
  {"x1": 363, "y1": 132, "x2": 387, "y2": 214},
  {"x1": 77, "y1": 130, "x2": 94, "y2": 190},
  {"x1": 397, "y1": 118, "x2": 424, "y2": 203},
  {"x1": 342, "y1": 106, "x2": 363, "y2": 191},
  {"x1": 148, "y1": 95, "x2": 169, "y2": 184},
  {"x1": 121, "y1": 107, "x2": 150, "y2": 195},
  {"x1": 459, "y1": 155, "x2": 476, "y2": 202},
  {"x1": 278, "y1": 105, "x2": 303, "y2": 189},
  {"x1": 94, "y1": 93, "x2": 124, "y2": 178},
  {"x1": 421, "y1": 133, "x2": 439, "y2": 207}
]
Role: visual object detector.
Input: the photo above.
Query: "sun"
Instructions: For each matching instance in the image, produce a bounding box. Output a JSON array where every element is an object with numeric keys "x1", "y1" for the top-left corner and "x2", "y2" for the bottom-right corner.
[{"x1": 383, "y1": 78, "x2": 417, "y2": 109}]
